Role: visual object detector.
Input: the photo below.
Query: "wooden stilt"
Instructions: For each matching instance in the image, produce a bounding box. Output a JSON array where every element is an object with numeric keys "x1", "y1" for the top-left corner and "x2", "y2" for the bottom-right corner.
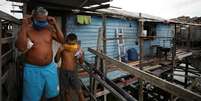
[
  {"x1": 139, "y1": 13, "x2": 144, "y2": 101},
  {"x1": 88, "y1": 48, "x2": 201, "y2": 101}
]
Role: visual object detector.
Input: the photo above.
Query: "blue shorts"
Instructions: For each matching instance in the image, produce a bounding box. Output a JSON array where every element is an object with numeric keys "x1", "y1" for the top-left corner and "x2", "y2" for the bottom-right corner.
[{"x1": 23, "y1": 62, "x2": 59, "y2": 101}]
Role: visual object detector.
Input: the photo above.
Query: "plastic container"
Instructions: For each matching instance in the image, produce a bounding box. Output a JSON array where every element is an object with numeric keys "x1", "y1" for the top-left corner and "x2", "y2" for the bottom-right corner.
[{"x1": 127, "y1": 48, "x2": 138, "y2": 61}]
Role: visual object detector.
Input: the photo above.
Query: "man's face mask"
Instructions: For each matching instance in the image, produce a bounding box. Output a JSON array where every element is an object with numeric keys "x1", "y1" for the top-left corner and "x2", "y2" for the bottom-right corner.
[{"x1": 33, "y1": 19, "x2": 48, "y2": 30}]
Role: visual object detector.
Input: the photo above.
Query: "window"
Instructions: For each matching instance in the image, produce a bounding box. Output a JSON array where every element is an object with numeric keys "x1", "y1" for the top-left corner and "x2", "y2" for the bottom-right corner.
[{"x1": 144, "y1": 22, "x2": 156, "y2": 36}]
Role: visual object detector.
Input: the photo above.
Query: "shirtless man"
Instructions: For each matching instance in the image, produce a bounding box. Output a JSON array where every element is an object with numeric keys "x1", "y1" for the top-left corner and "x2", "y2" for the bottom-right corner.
[
  {"x1": 16, "y1": 7, "x2": 64, "y2": 101},
  {"x1": 55, "y1": 33, "x2": 85, "y2": 101}
]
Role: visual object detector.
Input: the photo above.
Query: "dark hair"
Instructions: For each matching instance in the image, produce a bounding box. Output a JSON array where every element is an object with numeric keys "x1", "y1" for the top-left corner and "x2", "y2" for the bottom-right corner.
[{"x1": 66, "y1": 33, "x2": 77, "y2": 44}]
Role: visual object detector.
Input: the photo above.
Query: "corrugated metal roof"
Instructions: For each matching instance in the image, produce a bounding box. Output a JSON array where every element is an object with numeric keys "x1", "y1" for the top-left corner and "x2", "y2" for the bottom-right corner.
[
  {"x1": 8, "y1": 0, "x2": 112, "y2": 8},
  {"x1": 97, "y1": 8, "x2": 168, "y2": 22}
]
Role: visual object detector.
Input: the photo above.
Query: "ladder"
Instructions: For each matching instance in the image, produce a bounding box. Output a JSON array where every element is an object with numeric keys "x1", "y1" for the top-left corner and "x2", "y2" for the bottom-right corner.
[{"x1": 116, "y1": 28, "x2": 126, "y2": 61}]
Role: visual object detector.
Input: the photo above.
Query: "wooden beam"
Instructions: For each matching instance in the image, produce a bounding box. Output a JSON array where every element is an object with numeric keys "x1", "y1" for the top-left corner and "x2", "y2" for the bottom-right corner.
[
  {"x1": 143, "y1": 65, "x2": 161, "y2": 71},
  {"x1": 1, "y1": 36, "x2": 14, "y2": 44},
  {"x1": 1, "y1": 70, "x2": 9, "y2": 85},
  {"x1": 10, "y1": 10, "x2": 23, "y2": 13},
  {"x1": 138, "y1": 13, "x2": 144, "y2": 101},
  {"x1": 88, "y1": 48, "x2": 201, "y2": 101},
  {"x1": 177, "y1": 52, "x2": 192, "y2": 60},
  {"x1": 1, "y1": 49, "x2": 13, "y2": 60},
  {"x1": 0, "y1": 11, "x2": 19, "y2": 23},
  {"x1": 102, "y1": 15, "x2": 107, "y2": 54},
  {"x1": 2, "y1": 54, "x2": 12, "y2": 67},
  {"x1": 0, "y1": 17, "x2": 2, "y2": 101},
  {"x1": 171, "y1": 24, "x2": 177, "y2": 101},
  {"x1": 102, "y1": 15, "x2": 107, "y2": 101},
  {"x1": 81, "y1": 64, "x2": 127, "y2": 101},
  {"x1": 96, "y1": 80, "x2": 138, "y2": 97}
]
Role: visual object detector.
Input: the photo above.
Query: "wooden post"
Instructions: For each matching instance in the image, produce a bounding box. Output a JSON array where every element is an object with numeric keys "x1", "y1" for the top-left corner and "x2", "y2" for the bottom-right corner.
[
  {"x1": 61, "y1": 15, "x2": 67, "y2": 34},
  {"x1": 187, "y1": 26, "x2": 191, "y2": 51},
  {"x1": 139, "y1": 13, "x2": 144, "y2": 101},
  {"x1": 171, "y1": 24, "x2": 177, "y2": 101},
  {"x1": 92, "y1": 14, "x2": 107, "y2": 100},
  {"x1": 22, "y1": 3, "x2": 27, "y2": 17},
  {"x1": 184, "y1": 58, "x2": 189, "y2": 88},
  {"x1": 102, "y1": 15, "x2": 107, "y2": 101},
  {"x1": 171, "y1": 24, "x2": 177, "y2": 79},
  {"x1": 102, "y1": 15, "x2": 107, "y2": 54},
  {"x1": 91, "y1": 28, "x2": 103, "y2": 100},
  {"x1": 0, "y1": 18, "x2": 2, "y2": 101}
]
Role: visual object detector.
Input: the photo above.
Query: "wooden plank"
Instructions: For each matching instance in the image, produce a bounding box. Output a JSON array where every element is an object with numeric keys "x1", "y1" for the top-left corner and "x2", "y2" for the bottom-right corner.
[
  {"x1": 177, "y1": 52, "x2": 192, "y2": 60},
  {"x1": 138, "y1": 14, "x2": 144, "y2": 101},
  {"x1": 2, "y1": 54, "x2": 12, "y2": 67},
  {"x1": 128, "y1": 61, "x2": 139, "y2": 66},
  {"x1": 1, "y1": 71, "x2": 9, "y2": 85},
  {"x1": 1, "y1": 36, "x2": 14, "y2": 44},
  {"x1": 1, "y1": 49, "x2": 13, "y2": 60},
  {"x1": 0, "y1": 11, "x2": 19, "y2": 23},
  {"x1": 173, "y1": 74, "x2": 200, "y2": 79},
  {"x1": 143, "y1": 65, "x2": 161, "y2": 71},
  {"x1": 0, "y1": 17, "x2": 2, "y2": 101},
  {"x1": 96, "y1": 80, "x2": 137, "y2": 97},
  {"x1": 81, "y1": 65, "x2": 127, "y2": 101},
  {"x1": 88, "y1": 48, "x2": 201, "y2": 101}
]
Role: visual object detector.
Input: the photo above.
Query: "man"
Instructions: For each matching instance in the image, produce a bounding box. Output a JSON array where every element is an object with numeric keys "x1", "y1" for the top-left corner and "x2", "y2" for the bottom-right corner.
[
  {"x1": 55, "y1": 33, "x2": 85, "y2": 101},
  {"x1": 16, "y1": 7, "x2": 64, "y2": 101}
]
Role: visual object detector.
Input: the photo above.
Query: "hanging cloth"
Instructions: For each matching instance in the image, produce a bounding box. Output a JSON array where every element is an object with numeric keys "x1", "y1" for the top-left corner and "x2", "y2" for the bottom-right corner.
[{"x1": 77, "y1": 15, "x2": 91, "y2": 24}]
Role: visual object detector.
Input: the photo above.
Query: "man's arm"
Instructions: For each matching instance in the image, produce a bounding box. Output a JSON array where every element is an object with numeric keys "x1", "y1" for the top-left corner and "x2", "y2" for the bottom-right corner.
[
  {"x1": 54, "y1": 46, "x2": 63, "y2": 63},
  {"x1": 15, "y1": 18, "x2": 30, "y2": 52},
  {"x1": 48, "y1": 16, "x2": 64, "y2": 44}
]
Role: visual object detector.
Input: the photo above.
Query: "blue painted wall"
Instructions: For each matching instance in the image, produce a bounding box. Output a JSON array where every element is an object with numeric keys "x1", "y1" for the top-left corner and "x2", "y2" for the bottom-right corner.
[
  {"x1": 105, "y1": 17, "x2": 138, "y2": 58},
  {"x1": 66, "y1": 15, "x2": 174, "y2": 62},
  {"x1": 66, "y1": 15, "x2": 102, "y2": 62},
  {"x1": 153, "y1": 23, "x2": 174, "y2": 48}
]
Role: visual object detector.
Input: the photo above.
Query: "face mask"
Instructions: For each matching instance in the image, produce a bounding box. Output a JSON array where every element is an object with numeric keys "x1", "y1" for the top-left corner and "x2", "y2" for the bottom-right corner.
[
  {"x1": 33, "y1": 19, "x2": 48, "y2": 30},
  {"x1": 63, "y1": 44, "x2": 78, "y2": 52}
]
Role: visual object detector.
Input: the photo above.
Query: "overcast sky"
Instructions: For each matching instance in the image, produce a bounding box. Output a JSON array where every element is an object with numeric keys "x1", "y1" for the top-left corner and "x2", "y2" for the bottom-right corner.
[
  {"x1": 0, "y1": 0, "x2": 201, "y2": 19},
  {"x1": 111, "y1": 0, "x2": 201, "y2": 19}
]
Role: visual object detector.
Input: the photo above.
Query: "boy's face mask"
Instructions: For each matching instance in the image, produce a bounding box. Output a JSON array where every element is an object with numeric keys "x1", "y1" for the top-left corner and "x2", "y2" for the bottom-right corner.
[
  {"x1": 33, "y1": 19, "x2": 48, "y2": 30},
  {"x1": 63, "y1": 44, "x2": 78, "y2": 52}
]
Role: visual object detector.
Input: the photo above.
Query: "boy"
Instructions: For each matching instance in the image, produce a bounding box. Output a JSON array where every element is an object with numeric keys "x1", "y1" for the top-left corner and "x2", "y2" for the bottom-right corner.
[{"x1": 55, "y1": 33, "x2": 85, "y2": 101}]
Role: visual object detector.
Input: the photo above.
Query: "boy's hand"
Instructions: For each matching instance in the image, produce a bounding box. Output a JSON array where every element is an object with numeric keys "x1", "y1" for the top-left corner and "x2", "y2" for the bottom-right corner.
[{"x1": 75, "y1": 48, "x2": 84, "y2": 59}]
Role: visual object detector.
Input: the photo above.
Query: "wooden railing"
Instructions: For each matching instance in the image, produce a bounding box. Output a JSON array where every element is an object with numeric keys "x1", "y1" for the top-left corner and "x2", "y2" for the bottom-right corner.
[
  {"x1": 0, "y1": 11, "x2": 19, "y2": 101},
  {"x1": 88, "y1": 48, "x2": 201, "y2": 101}
]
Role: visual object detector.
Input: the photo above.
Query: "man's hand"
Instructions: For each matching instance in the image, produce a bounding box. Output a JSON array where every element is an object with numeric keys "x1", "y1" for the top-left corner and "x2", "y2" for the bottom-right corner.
[
  {"x1": 47, "y1": 16, "x2": 56, "y2": 25},
  {"x1": 22, "y1": 15, "x2": 32, "y2": 26},
  {"x1": 48, "y1": 16, "x2": 64, "y2": 43},
  {"x1": 22, "y1": 15, "x2": 32, "y2": 32}
]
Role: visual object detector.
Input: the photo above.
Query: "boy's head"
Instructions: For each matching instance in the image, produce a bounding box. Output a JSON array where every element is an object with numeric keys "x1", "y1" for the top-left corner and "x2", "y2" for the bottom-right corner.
[{"x1": 65, "y1": 33, "x2": 78, "y2": 44}]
